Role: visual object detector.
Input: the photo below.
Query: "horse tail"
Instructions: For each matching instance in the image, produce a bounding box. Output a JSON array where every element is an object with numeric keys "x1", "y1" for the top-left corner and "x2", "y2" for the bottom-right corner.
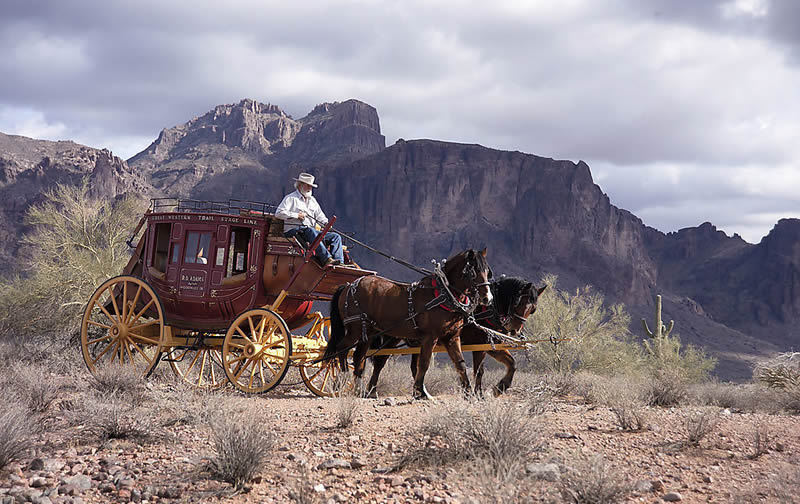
[{"x1": 322, "y1": 284, "x2": 348, "y2": 371}]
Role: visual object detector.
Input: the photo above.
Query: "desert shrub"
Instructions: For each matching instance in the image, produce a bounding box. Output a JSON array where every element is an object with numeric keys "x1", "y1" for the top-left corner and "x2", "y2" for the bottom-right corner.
[
  {"x1": 288, "y1": 469, "x2": 322, "y2": 504},
  {"x1": 643, "y1": 368, "x2": 688, "y2": 407},
  {"x1": 0, "y1": 184, "x2": 145, "y2": 342},
  {"x1": 372, "y1": 358, "x2": 414, "y2": 397},
  {"x1": 683, "y1": 408, "x2": 721, "y2": 447},
  {"x1": 748, "y1": 422, "x2": 772, "y2": 460},
  {"x1": 10, "y1": 364, "x2": 61, "y2": 413},
  {"x1": 644, "y1": 333, "x2": 716, "y2": 384},
  {"x1": 523, "y1": 276, "x2": 641, "y2": 376},
  {"x1": 84, "y1": 397, "x2": 154, "y2": 442},
  {"x1": 333, "y1": 374, "x2": 360, "y2": 429},
  {"x1": 91, "y1": 364, "x2": 146, "y2": 402},
  {"x1": 755, "y1": 352, "x2": 800, "y2": 389},
  {"x1": 0, "y1": 404, "x2": 30, "y2": 469},
  {"x1": 688, "y1": 382, "x2": 783, "y2": 413},
  {"x1": 402, "y1": 397, "x2": 542, "y2": 481},
  {"x1": 560, "y1": 455, "x2": 632, "y2": 504},
  {"x1": 522, "y1": 379, "x2": 554, "y2": 416},
  {"x1": 207, "y1": 412, "x2": 276, "y2": 490}
]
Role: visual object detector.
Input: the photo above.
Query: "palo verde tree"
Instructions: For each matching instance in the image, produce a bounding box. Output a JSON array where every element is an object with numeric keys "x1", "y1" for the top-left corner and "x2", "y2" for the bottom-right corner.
[{"x1": 0, "y1": 183, "x2": 145, "y2": 342}]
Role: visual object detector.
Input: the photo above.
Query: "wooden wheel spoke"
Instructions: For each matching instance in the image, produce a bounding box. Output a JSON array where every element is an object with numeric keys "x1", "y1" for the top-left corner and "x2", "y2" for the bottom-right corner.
[
  {"x1": 185, "y1": 348, "x2": 202, "y2": 374},
  {"x1": 321, "y1": 367, "x2": 331, "y2": 391},
  {"x1": 227, "y1": 342, "x2": 246, "y2": 349},
  {"x1": 123, "y1": 342, "x2": 135, "y2": 364},
  {"x1": 96, "y1": 302, "x2": 117, "y2": 325},
  {"x1": 128, "y1": 333, "x2": 161, "y2": 346},
  {"x1": 106, "y1": 285, "x2": 122, "y2": 321},
  {"x1": 109, "y1": 340, "x2": 120, "y2": 364},
  {"x1": 87, "y1": 320, "x2": 112, "y2": 330},
  {"x1": 262, "y1": 338, "x2": 286, "y2": 350},
  {"x1": 234, "y1": 358, "x2": 254, "y2": 381},
  {"x1": 306, "y1": 365, "x2": 325, "y2": 382},
  {"x1": 197, "y1": 351, "x2": 208, "y2": 386},
  {"x1": 87, "y1": 334, "x2": 112, "y2": 346},
  {"x1": 128, "y1": 340, "x2": 155, "y2": 365},
  {"x1": 227, "y1": 354, "x2": 247, "y2": 364},
  {"x1": 129, "y1": 299, "x2": 154, "y2": 327},
  {"x1": 258, "y1": 360, "x2": 266, "y2": 384},
  {"x1": 129, "y1": 320, "x2": 159, "y2": 332},
  {"x1": 126, "y1": 285, "x2": 143, "y2": 324},
  {"x1": 235, "y1": 326, "x2": 254, "y2": 344},
  {"x1": 247, "y1": 316, "x2": 258, "y2": 342},
  {"x1": 91, "y1": 339, "x2": 116, "y2": 365},
  {"x1": 122, "y1": 281, "x2": 128, "y2": 322}
]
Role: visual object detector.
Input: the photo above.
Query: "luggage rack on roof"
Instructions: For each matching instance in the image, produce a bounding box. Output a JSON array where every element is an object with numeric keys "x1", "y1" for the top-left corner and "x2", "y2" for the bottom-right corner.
[{"x1": 149, "y1": 198, "x2": 279, "y2": 216}]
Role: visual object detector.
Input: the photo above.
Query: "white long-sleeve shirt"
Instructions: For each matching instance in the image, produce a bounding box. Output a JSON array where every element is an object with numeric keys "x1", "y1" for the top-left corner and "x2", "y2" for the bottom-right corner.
[{"x1": 275, "y1": 189, "x2": 328, "y2": 230}]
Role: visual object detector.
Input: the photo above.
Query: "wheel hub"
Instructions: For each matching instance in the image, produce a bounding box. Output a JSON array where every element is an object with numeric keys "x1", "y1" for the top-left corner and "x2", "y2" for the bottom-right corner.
[
  {"x1": 111, "y1": 323, "x2": 129, "y2": 341},
  {"x1": 244, "y1": 342, "x2": 264, "y2": 358}
]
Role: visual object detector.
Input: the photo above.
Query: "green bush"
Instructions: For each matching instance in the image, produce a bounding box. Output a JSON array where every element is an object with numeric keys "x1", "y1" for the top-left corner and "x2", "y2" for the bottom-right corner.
[
  {"x1": 522, "y1": 275, "x2": 642, "y2": 376},
  {"x1": 0, "y1": 183, "x2": 144, "y2": 342}
]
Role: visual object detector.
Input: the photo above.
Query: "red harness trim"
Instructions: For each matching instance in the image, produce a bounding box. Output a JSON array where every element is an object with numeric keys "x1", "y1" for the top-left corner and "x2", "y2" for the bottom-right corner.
[{"x1": 431, "y1": 277, "x2": 470, "y2": 312}]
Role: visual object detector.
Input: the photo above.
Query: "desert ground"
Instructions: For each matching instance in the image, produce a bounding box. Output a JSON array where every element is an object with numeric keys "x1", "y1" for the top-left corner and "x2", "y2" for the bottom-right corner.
[{"x1": 1, "y1": 343, "x2": 799, "y2": 504}]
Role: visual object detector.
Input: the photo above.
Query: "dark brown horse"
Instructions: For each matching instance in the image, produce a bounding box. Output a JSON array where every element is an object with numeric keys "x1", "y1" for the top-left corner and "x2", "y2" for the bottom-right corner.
[
  {"x1": 322, "y1": 249, "x2": 493, "y2": 399},
  {"x1": 366, "y1": 276, "x2": 546, "y2": 396}
]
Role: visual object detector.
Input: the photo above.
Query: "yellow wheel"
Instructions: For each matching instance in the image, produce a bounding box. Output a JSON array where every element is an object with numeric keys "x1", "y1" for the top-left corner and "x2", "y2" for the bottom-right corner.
[
  {"x1": 299, "y1": 318, "x2": 355, "y2": 397},
  {"x1": 80, "y1": 276, "x2": 165, "y2": 377},
  {"x1": 222, "y1": 309, "x2": 292, "y2": 394},
  {"x1": 168, "y1": 346, "x2": 226, "y2": 390}
]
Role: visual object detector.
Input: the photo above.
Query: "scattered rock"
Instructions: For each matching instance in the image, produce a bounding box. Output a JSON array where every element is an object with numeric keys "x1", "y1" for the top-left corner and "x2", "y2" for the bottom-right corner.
[
  {"x1": 662, "y1": 492, "x2": 683, "y2": 502},
  {"x1": 525, "y1": 463, "x2": 560, "y2": 482},
  {"x1": 313, "y1": 484, "x2": 326, "y2": 493},
  {"x1": 390, "y1": 476, "x2": 405, "y2": 487},
  {"x1": 384, "y1": 398, "x2": 397, "y2": 406},
  {"x1": 28, "y1": 459, "x2": 45, "y2": 471},
  {"x1": 634, "y1": 480, "x2": 654, "y2": 493},
  {"x1": 702, "y1": 475, "x2": 713, "y2": 483},
  {"x1": 651, "y1": 480, "x2": 666, "y2": 493},
  {"x1": 350, "y1": 457, "x2": 367, "y2": 469},
  {"x1": 29, "y1": 477, "x2": 47, "y2": 488},
  {"x1": 318, "y1": 459, "x2": 351, "y2": 470},
  {"x1": 554, "y1": 432, "x2": 579, "y2": 439},
  {"x1": 63, "y1": 476, "x2": 91, "y2": 491}
]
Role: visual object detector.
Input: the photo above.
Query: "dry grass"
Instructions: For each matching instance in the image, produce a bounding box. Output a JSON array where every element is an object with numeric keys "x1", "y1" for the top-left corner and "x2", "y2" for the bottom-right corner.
[
  {"x1": 748, "y1": 422, "x2": 772, "y2": 460},
  {"x1": 400, "y1": 397, "x2": 543, "y2": 481},
  {"x1": 91, "y1": 364, "x2": 147, "y2": 403},
  {"x1": 559, "y1": 455, "x2": 632, "y2": 504},
  {"x1": 755, "y1": 352, "x2": 800, "y2": 389},
  {"x1": 522, "y1": 379, "x2": 554, "y2": 416},
  {"x1": 0, "y1": 403, "x2": 30, "y2": 469},
  {"x1": 609, "y1": 397, "x2": 647, "y2": 432},
  {"x1": 206, "y1": 411, "x2": 276, "y2": 490},
  {"x1": 371, "y1": 358, "x2": 414, "y2": 397},
  {"x1": 84, "y1": 397, "x2": 155, "y2": 443},
  {"x1": 643, "y1": 368, "x2": 688, "y2": 407},
  {"x1": 688, "y1": 382, "x2": 783, "y2": 413},
  {"x1": 287, "y1": 468, "x2": 322, "y2": 504},
  {"x1": 10, "y1": 364, "x2": 62, "y2": 413},
  {"x1": 333, "y1": 374, "x2": 360, "y2": 429},
  {"x1": 683, "y1": 408, "x2": 721, "y2": 447}
]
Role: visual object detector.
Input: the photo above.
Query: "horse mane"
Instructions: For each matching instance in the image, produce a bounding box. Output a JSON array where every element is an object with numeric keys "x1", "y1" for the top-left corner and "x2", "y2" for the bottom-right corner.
[
  {"x1": 493, "y1": 276, "x2": 531, "y2": 315},
  {"x1": 444, "y1": 249, "x2": 491, "y2": 274}
]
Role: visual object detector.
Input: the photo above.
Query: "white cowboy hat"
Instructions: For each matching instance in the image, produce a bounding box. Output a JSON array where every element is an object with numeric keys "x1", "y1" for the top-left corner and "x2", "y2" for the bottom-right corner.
[{"x1": 293, "y1": 172, "x2": 318, "y2": 188}]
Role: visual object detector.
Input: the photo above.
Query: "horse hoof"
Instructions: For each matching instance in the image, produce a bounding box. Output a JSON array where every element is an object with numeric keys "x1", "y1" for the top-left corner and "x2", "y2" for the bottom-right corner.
[{"x1": 365, "y1": 390, "x2": 378, "y2": 399}]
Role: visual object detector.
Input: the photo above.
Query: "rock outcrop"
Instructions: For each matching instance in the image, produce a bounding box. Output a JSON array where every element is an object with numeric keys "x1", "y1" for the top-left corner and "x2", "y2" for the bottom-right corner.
[
  {"x1": 0, "y1": 132, "x2": 146, "y2": 272},
  {"x1": 128, "y1": 98, "x2": 385, "y2": 199}
]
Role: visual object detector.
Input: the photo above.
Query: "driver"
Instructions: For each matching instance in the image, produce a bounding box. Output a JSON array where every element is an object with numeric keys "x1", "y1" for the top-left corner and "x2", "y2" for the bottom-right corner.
[{"x1": 275, "y1": 172, "x2": 344, "y2": 267}]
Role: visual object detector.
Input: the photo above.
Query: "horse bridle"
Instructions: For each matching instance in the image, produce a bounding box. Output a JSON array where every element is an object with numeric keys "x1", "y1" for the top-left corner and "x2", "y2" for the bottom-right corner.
[{"x1": 457, "y1": 258, "x2": 492, "y2": 297}]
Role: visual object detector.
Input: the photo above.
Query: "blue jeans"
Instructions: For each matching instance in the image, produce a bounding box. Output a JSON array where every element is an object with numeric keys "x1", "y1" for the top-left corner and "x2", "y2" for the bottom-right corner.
[{"x1": 284, "y1": 227, "x2": 344, "y2": 264}]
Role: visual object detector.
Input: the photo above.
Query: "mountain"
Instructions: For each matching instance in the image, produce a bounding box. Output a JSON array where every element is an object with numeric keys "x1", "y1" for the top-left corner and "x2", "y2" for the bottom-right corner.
[
  {"x1": 2, "y1": 98, "x2": 797, "y2": 379},
  {"x1": 0, "y1": 131, "x2": 146, "y2": 271},
  {"x1": 128, "y1": 98, "x2": 385, "y2": 202}
]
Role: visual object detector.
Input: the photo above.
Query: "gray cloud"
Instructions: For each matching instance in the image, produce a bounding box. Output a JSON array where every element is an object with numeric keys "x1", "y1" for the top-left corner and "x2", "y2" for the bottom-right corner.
[{"x1": 1, "y1": 0, "x2": 799, "y2": 242}]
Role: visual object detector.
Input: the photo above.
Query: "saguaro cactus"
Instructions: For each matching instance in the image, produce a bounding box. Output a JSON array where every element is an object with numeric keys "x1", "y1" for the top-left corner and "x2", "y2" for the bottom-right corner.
[{"x1": 642, "y1": 294, "x2": 675, "y2": 361}]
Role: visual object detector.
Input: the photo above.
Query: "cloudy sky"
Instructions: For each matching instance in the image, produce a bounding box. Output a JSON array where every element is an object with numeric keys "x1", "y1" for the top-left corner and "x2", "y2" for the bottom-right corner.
[{"x1": 1, "y1": 0, "x2": 798, "y2": 243}]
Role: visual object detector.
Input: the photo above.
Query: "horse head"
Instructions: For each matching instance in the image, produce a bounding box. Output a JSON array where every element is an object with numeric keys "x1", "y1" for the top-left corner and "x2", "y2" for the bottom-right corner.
[
  {"x1": 443, "y1": 248, "x2": 493, "y2": 306},
  {"x1": 497, "y1": 279, "x2": 547, "y2": 336}
]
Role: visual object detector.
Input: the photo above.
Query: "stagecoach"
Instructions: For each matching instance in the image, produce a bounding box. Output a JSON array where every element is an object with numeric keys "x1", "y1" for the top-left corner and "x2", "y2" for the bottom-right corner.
[
  {"x1": 80, "y1": 198, "x2": 373, "y2": 396},
  {"x1": 80, "y1": 198, "x2": 551, "y2": 398}
]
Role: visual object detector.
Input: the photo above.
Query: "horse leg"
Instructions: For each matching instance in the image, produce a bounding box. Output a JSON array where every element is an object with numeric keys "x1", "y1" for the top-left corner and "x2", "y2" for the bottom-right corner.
[
  {"x1": 488, "y1": 349, "x2": 516, "y2": 395},
  {"x1": 410, "y1": 354, "x2": 418, "y2": 380},
  {"x1": 472, "y1": 350, "x2": 487, "y2": 396},
  {"x1": 365, "y1": 355, "x2": 389, "y2": 399},
  {"x1": 351, "y1": 341, "x2": 370, "y2": 397},
  {"x1": 443, "y1": 336, "x2": 471, "y2": 397},
  {"x1": 412, "y1": 336, "x2": 436, "y2": 400}
]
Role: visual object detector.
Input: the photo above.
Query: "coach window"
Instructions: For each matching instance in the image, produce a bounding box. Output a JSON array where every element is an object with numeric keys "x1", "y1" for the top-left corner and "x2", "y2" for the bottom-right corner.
[
  {"x1": 184, "y1": 232, "x2": 212, "y2": 265},
  {"x1": 152, "y1": 223, "x2": 171, "y2": 272},
  {"x1": 226, "y1": 227, "x2": 251, "y2": 276}
]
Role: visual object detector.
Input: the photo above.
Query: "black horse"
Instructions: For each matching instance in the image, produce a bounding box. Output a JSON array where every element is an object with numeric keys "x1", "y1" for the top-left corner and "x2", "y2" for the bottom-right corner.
[{"x1": 365, "y1": 276, "x2": 546, "y2": 396}]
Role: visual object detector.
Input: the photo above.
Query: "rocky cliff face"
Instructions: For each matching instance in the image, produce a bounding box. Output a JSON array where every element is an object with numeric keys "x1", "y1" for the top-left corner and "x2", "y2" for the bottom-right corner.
[
  {"x1": 128, "y1": 98, "x2": 385, "y2": 199},
  {"x1": 0, "y1": 132, "x2": 146, "y2": 271}
]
